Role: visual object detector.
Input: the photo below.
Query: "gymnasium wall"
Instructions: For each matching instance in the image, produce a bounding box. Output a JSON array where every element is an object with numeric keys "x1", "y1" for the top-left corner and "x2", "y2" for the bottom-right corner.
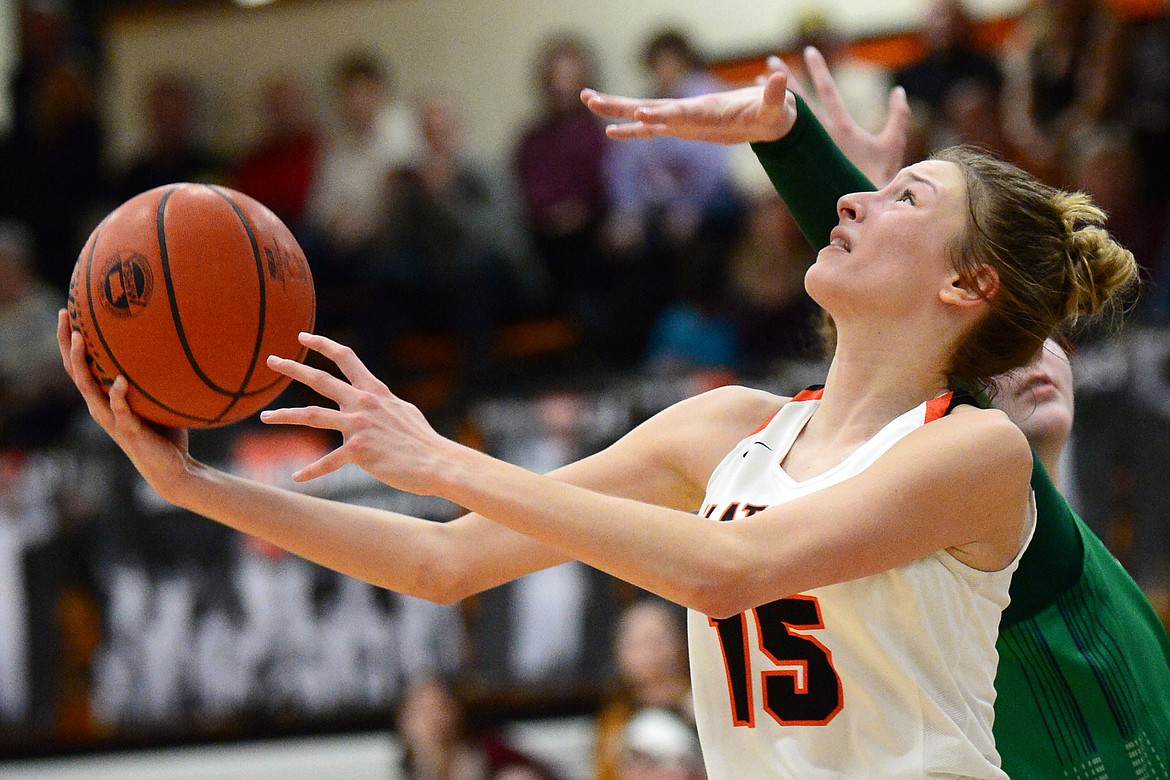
[
  {"x1": 98, "y1": 0, "x2": 1028, "y2": 169},
  {"x1": 0, "y1": 0, "x2": 15, "y2": 132}
]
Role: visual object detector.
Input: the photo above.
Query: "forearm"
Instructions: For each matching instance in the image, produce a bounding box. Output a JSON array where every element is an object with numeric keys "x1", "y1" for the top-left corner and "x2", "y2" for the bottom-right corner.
[
  {"x1": 173, "y1": 463, "x2": 447, "y2": 597},
  {"x1": 435, "y1": 443, "x2": 739, "y2": 615},
  {"x1": 750, "y1": 94, "x2": 874, "y2": 249},
  {"x1": 171, "y1": 462, "x2": 563, "y2": 603}
]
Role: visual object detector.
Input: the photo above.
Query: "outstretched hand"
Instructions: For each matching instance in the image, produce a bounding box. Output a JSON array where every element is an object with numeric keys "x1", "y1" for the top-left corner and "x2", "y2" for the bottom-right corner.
[
  {"x1": 580, "y1": 70, "x2": 797, "y2": 145},
  {"x1": 769, "y1": 47, "x2": 910, "y2": 186},
  {"x1": 55, "y1": 309, "x2": 192, "y2": 501},
  {"x1": 261, "y1": 333, "x2": 452, "y2": 494}
]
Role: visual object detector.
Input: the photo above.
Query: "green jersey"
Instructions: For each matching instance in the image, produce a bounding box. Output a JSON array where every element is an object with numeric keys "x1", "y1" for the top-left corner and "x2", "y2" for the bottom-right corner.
[{"x1": 995, "y1": 458, "x2": 1170, "y2": 778}]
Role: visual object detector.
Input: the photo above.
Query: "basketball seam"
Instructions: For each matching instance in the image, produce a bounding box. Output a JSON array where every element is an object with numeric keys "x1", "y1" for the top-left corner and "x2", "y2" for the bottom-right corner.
[
  {"x1": 84, "y1": 203, "x2": 224, "y2": 425},
  {"x1": 207, "y1": 184, "x2": 271, "y2": 423},
  {"x1": 155, "y1": 185, "x2": 272, "y2": 424}
]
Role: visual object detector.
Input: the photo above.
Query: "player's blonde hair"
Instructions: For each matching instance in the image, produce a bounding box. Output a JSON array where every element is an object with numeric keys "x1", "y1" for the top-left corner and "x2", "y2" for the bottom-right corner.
[{"x1": 934, "y1": 146, "x2": 1138, "y2": 389}]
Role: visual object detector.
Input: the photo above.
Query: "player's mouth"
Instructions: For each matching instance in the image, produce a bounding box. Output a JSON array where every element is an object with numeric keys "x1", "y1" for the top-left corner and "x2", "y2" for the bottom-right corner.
[
  {"x1": 828, "y1": 227, "x2": 852, "y2": 253},
  {"x1": 1018, "y1": 373, "x2": 1058, "y2": 401}
]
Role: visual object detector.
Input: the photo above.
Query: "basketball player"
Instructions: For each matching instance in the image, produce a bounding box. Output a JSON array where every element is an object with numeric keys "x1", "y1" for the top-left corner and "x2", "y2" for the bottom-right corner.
[
  {"x1": 582, "y1": 47, "x2": 1170, "y2": 776},
  {"x1": 59, "y1": 53, "x2": 1137, "y2": 780},
  {"x1": 989, "y1": 339, "x2": 1170, "y2": 777}
]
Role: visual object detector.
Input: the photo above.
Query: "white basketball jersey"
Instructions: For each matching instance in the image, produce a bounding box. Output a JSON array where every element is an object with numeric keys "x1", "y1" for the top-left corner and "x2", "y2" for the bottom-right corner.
[{"x1": 687, "y1": 389, "x2": 1033, "y2": 780}]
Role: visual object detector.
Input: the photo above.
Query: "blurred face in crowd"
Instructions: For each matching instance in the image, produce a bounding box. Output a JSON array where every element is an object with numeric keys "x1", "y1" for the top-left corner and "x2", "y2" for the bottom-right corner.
[
  {"x1": 397, "y1": 678, "x2": 462, "y2": 750},
  {"x1": 647, "y1": 48, "x2": 691, "y2": 97},
  {"x1": 146, "y1": 76, "x2": 197, "y2": 152},
  {"x1": 420, "y1": 95, "x2": 461, "y2": 156},
  {"x1": 338, "y1": 73, "x2": 383, "y2": 136},
  {"x1": 261, "y1": 76, "x2": 314, "y2": 139},
  {"x1": 616, "y1": 601, "x2": 688, "y2": 690},
  {"x1": 923, "y1": 0, "x2": 973, "y2": 53},
  {"x1": 989, "y1": 338, "x2": 1075, "y2": 450},
  {"x1": 543, "y1": 45, "x2": 592, "y2": 114}
]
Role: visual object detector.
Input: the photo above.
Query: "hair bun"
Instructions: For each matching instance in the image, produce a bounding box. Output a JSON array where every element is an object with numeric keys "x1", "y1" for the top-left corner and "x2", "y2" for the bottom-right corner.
[{"x1": 1056, "y1": 192, "x2": 1138, "y2": 321}]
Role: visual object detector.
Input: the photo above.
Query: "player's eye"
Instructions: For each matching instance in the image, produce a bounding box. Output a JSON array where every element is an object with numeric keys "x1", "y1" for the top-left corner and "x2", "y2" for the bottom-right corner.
[{"x1": 897, "y1": 188, "x2": 916, "y2": 205}]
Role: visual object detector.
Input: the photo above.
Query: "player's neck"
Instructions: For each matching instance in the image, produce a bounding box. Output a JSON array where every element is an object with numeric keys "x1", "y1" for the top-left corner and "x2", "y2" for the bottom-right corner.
[
  {"x1": 1033, "y1": 440, "x2": 1064, "y2": 491},
  {"x1": 812, "y1": 341, "x2": 952, "y2": 445}
]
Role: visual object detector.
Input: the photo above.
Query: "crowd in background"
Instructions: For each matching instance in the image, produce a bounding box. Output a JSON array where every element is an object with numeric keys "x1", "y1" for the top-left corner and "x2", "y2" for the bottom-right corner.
[{"x1": 1, "y1": 0, "x2": 1170, "y2": 776}]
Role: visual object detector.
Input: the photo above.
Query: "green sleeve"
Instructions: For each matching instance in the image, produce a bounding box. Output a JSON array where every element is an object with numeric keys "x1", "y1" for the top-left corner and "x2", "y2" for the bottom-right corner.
[
  {"x1": 1000, "y1": 452, "x2": 1085, "y2": 628},
  {"x1": 749, "y1": 94, "x2": 875, "y2": 250}
]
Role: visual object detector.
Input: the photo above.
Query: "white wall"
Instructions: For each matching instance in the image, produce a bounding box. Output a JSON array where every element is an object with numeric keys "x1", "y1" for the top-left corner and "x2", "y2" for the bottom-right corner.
[
  {"x1": 0, "y1": 0, "x2": 16, "y2": 133},
  {"x1": 100, "y1": 0, "x2": 1027, "y2": 168}
]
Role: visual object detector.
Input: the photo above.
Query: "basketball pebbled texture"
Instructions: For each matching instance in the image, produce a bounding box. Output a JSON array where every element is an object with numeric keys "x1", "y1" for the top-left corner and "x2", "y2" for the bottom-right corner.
[{"x1": 67, "y1": 182, "x2": 316, "y2": 428}]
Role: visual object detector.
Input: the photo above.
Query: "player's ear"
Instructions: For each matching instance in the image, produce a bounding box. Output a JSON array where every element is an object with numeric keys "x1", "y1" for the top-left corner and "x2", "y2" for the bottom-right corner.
[{"x1": 940, "y1": 264, "x2": 999, "y2": 308}]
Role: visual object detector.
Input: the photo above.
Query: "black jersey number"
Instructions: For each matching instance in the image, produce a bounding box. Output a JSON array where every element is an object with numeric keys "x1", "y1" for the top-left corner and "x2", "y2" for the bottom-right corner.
[{"x1": 709, "y1": 596, "x2": 843, "y2": 727}]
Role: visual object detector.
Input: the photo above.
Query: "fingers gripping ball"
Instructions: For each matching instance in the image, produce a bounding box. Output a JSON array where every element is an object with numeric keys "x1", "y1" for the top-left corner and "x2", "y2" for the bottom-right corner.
[{"x1": 67, "y1": 183, "x2": 316, "y2": 428}]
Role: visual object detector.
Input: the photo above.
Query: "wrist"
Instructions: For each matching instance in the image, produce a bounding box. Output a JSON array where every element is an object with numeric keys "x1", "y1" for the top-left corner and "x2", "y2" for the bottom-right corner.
[
  {"x1": 164, "y1": 455, "x2": 214, "y2": 509},
  {"x1": 427, "y1": 438, "x2": 484, "y2": 499}
]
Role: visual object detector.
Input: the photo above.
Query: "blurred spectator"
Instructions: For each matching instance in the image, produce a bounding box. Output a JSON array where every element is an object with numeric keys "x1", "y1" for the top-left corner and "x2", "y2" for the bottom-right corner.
[
  {"x1": 892, "y1": 0, "x2": 1003, "y2": 162},
  {"x1": 113, "y1": 73, "x2": 228, "y2": 201},
  {"x1": 513, "y1": 34, "x2": 611, "y2": 332},
  {"x1": 7, "y1": 0, "x2": 100, "y2": 158},
  {"x1": 726, "y1": 191, "x2": 821, "y2": 365},
  {"x1": 396, "y1": 675, "x2": 558, "y2": 780},
  {"x1": 1063, "y1": 123, "x2": 1163, "y2": 319},
  {"x1": 616, "y1": 707, "x2": 706, "y2": 780},
  {"x1": 465, "y1": 393, "x2": 622, "y2": 699},
  {"x1": 302, "y1": 51, "x2": 422, "y2": 348},
  {"x1": 1, "y1": 1, "x2": 104, "y2": 293},
  {"x1": 643, "y1": 258, "x2": 739, "y2": 377},
  {"x1": 602, "y1": 28, "x2": 744, "y2": 366},
  {"x1": 790, "y1": 6, "x2": 892, "y2": 135},
  {"x1": 595, "y1": 598, "x2": 694, "y2": 780},
  {"x1": 357, "y1": 93, "x2": 538, "y2": 396},
  {"x1": 304, "y1": 50, "x2": 420, "y2": 282},
  {"x1": 1062, "y1": 122, "x2": 1170, "y2": 602},
  {"x1": 1115, "y1": 5, "x2": 1170, "y2": 202},
  {"x1": 231, "y1": 74, "x2": 322, "y2": 232},
  {"x1": 0, "y1": 219, "x2": 76, "y2": 449},
  {"x1": 1000, "y1": 0, "x2": 1123, "y2": 178},
  {"x1": 935, "y1": 78, "x2": 1010, "y2": 158},
  {"x1": 894, "y1": 0, "x2": 1002, "y2": 113}
]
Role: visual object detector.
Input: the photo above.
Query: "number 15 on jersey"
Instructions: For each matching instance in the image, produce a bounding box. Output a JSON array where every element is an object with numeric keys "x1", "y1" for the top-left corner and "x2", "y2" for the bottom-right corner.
[{"x1": 709, "y1": 595, "x2": 844, "y2": 727}]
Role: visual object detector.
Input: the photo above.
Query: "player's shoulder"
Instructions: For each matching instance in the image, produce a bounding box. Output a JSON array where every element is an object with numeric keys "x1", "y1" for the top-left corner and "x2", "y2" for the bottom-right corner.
[
  {"x1": 622, "y1": 385, "x2": 790, "y2": 488},
  {"x1": 625, "y1": 384, "x2": 788, "y2": 455},
  {"x1": 940, "y1": 402, "x2": 1024, "y2": 436},
  {"x1": 911, "y1": 403, "x2": 1032, "y2": 472},
  {"x1": 660, "y1": 384, "x2": 788, "y2": 430}
]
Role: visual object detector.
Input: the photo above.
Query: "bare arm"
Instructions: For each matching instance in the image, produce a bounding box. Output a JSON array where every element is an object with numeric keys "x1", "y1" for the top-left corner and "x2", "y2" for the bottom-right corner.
[
  {"x1": 264, "y1": 334, "x2": 1034, "y2": 618},
  {"x1": 581, "y1": 46, "x2": 909, "y2": 187},
  {"x1": 582, "y1": 70, "x2": 796, "y2": 144},
  {"x1": 58, "y1": 310, "x2": 766, "y2": 604},
  {"x1": 432, "y1": 409, "x2": 1032, "y2": 617}
]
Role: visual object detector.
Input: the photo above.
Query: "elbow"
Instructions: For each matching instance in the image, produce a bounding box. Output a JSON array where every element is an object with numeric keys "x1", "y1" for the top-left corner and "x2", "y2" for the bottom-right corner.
[
  {"x1": 681, "y1": 557, "x2": 761, "y2": 620},
  {"x1": 371, "y1": 534, "x2": 472, "y2": 606},
  {"x1": 409, "y1": 555, "x2": 475, "y2": 605},
  {"x1": 428, "y1": 564, "x2": 482, "y2": 605},
  {"x1": 695, "y1": 591, "x2": 756, "y2": 621},
  {"x1": 680, "y1": 536, "x2": 794, "y2": 619}
]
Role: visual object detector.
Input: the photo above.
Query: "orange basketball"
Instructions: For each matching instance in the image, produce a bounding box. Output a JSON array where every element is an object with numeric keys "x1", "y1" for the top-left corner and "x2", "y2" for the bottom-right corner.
[{"x1": 67, "y1": 183, "x2": 316, "y2": 428}]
